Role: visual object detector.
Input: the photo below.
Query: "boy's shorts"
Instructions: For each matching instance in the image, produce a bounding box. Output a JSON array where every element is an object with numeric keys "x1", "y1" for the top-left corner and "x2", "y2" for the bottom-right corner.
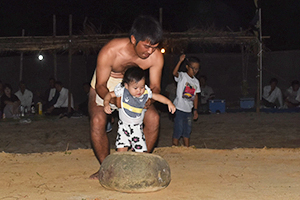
[{"x1": 173, "y1": 109, "x2": 192, "y2": 139}]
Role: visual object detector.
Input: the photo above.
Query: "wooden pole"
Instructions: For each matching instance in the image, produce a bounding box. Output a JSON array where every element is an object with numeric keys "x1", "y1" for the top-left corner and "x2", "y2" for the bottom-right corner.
[
  {"x1": 68, "y1": 14, "x2": 72, "y2": 114},
  {"x1": 53, "y1": 15, "x2": 57, "y2": 80},
  {"x1": 256, "y1": 8, "x2": 262, "y2": 113},
  {"x1": 19, "y1": 29, "x2": 25, "y2": 81},
  {"x1": 159, "y1": 8, "x2": 163, "y2": 26}
]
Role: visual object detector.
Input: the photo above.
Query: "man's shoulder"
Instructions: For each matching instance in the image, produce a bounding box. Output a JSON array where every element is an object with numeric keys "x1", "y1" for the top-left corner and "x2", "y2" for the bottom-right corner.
[{"x1": 105, "y1": 38, "x2": 129, "y2": 49}]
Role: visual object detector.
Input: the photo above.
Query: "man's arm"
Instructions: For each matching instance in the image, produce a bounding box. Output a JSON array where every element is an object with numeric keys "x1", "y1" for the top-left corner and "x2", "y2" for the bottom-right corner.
[
  {"x1": 148, "y1": 51, "x2": 164, "y2": 95},
  {"x1": 95, "y1": 44, "x2": 115, "y2": 100}
]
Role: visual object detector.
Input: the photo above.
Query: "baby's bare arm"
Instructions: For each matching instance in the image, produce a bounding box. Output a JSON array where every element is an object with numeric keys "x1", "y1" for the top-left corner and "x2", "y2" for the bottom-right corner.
[
  {"x1": 103, "y1": 91, "x2": 116, "y2": 114},
  {"x1": 152, "y1": 93, "x2": 176, "y2": 114}
]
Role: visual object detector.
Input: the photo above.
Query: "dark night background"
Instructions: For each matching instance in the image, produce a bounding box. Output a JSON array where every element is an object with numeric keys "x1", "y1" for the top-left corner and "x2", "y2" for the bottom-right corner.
[{"x1": 1, "y1": 0, "x2": 300, "y2": 51}]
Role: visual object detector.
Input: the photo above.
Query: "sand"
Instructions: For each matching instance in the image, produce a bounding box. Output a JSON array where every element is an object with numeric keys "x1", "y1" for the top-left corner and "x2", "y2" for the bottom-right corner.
[{"x1": 1, "y1": 112, "x2": 300, "y2": 200}]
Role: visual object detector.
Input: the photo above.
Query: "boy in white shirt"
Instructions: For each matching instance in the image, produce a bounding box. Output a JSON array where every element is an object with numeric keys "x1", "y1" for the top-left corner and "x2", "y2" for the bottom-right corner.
[{"x1": 172, "y1": 54, "x2": 201, "y2": 147}]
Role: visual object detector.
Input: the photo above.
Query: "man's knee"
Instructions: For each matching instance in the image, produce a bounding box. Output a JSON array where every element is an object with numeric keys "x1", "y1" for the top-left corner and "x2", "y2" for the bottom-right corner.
[{"x1": 144, "y1": 107, "x2": 160, "y2": 129}]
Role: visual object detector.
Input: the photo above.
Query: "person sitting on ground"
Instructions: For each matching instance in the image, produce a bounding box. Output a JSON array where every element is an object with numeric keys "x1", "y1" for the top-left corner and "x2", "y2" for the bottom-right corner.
[
  {"x1": 46, "y1": 81, "x2": 74, "y2": 116},
  {"x1": 261, "y1": 78, "x2": 283, "y2": 108},
  {"x1": 43, "y1": 78, "x2": 59, "y2": 112},
  {"x1": 104, "y1": 66, "x2": 175, "y2": 152},
  {"x1": 284, "y1": 80, "x2": 300, "y2": 108},
  {"x1": 172, "y1": 54, "x2": 201, "y2": 147},
  {"x1": 14, "y1": 81, "x2": 33, "y2": 111},
  {"x1": 198, "y1": 75, "x2": 215, "y2": 114},
  {"x1": 0, "y1": 80, "x2": 4, "y2": 98},
  {"x1": 0, "y1": 84, "x2": 21, "y2": 118}
]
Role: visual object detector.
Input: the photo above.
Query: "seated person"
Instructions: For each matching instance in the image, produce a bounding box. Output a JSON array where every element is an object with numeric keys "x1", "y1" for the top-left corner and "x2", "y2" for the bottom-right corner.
[
  {"x1": 1, "y1": 84, "x2": 21, "y2": 118},
  {"x1": 45, "y1": 81, "x2": 74, "y2": 116},
  {"x1": 43, "y1": 78, "x2": 59, "y2": 111},
  {"x1": 0, "y1": 80, "x2": 4, "y2": 98},
  {"x1": 261, "y1": 78, "x2": 283, "y2": 108},
  {"x1": 284, "y1": 80, "x2": 300, "y2": 108},
  {"x1": 14, "y1": 81, "x2": 33, "y2": 111},
  {"x1": 198, "y1": 75, "x2": 215, "y2": 113}
]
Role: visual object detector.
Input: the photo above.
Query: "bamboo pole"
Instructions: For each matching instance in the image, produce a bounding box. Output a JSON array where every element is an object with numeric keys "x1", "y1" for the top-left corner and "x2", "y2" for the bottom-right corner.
[
  {"x1": 68, "y1": 14, "x2": 72, "y2": 114},
  {"x1": 53, "y1": 15, "x2": 57, "y2": 80},
  {"x1": 19, "y1": 29, "x2": 25, "y2": 81}
]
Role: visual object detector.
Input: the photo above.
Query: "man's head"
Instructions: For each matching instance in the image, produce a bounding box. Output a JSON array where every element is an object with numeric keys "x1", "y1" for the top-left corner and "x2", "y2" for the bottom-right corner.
[
  {"x1": 19, "y1": 81, "x2": 26, "y2": 93},
  {"x1": 269, "y1": 78, "x2": 278, "y2": 90},
  {"x1": 55, "y1": 81, "x2": 63, "y2": 92},
  {"x1": 122, "y1": 66, "x2": 146, "y2": 98},
  {"x1": 129, "y1": 15, "x2": 163, "y2": 59},
  {"x1": 199, "y1": 75, "x2": 207, "y2": 87},
  {"x1": 291, "y1": 80, "x2": 300, "y2": 91},
  {"x1": 49, "y1": 78, "x2": 56, "y2": 88}
]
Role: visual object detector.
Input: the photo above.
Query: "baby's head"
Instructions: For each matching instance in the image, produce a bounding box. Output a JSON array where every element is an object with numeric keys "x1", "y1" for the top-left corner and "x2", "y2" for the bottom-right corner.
[{"x1": 122, "y1": 66, "x2": 146, "y2": 98}]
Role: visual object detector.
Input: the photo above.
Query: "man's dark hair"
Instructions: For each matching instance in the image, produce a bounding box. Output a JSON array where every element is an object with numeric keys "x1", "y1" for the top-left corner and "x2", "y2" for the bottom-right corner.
[
  {"x1": 55, "y1": 81, "x2": 63, "y2": 86},
  {"x1": 121, "y1": 66, "x2": 145, "y2": 87},
  {"x1": 4, "y1": 83, "x2": 12, "y2": 91},
  {"x1": 129, "y1": 15, "x2": 163, "y2": 45},
  {"x1": 291, "y1": 80, "x2": 299, "y2": 86},
  {"x1": 199, "y1": 75, "x2": 207, "y2": 81},
  {"x1": 270, "y1": 78, "x2": 278, "y2": 85}
]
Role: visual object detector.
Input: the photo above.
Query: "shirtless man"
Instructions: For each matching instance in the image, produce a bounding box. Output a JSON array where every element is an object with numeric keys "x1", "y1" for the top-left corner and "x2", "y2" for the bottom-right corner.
[{"x1": 89, "y1": 16, "x2": 164, "y2": 179}]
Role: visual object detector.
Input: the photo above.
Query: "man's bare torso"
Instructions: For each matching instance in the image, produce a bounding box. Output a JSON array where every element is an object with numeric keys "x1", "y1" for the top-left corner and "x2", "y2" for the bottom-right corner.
[{"x1": 102, "y1": 38, "x2": 159, "y2": 78}]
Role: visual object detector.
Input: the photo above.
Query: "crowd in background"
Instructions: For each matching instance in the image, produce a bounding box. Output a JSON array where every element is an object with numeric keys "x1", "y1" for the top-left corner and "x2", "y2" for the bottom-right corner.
[{"x1": 0, "y1": 78, "x2": 89, "y2": 119}]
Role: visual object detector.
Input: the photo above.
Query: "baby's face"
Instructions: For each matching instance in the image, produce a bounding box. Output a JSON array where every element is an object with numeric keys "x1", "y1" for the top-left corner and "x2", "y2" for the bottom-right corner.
[{"x1": 125, "y1": 78, "x2": 146, "y2": 98}]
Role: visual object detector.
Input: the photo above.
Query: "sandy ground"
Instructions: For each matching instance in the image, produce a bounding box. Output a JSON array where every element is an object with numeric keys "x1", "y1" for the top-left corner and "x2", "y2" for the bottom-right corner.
[{"x1": 1, "y1": 111, "x2": 300, "y2": 200}]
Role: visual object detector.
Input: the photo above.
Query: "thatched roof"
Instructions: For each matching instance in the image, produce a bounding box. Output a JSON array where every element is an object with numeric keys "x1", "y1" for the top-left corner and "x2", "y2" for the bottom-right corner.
[{"x1": 0, "y1": 30, "x2": 262, "y2": 54}]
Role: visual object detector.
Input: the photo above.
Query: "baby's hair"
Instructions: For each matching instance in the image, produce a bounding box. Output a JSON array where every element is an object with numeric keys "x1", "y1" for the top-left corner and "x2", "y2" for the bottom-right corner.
[{"x1": 121, "y1": 66, "x2": 145, "y2": 87}]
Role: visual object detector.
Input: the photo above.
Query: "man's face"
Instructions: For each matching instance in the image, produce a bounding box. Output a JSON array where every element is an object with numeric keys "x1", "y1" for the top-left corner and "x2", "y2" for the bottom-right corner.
[
  {"x1": 55, "y1": 84, "x2": 62, "y2": 92},
  {"x1": 20, "y1": 83, "x2": 26, "y2": 93},
  {"x1": 292, "y1": 84, "x2": 299, "y2": 91},
  {"x1": 270, "y1": 82, "x2": 277, "y2": 90},
  {"x1": 49, "y1": 80, "x2": 55, "y2": 88},
  {"x1": 132, "y1": 37, "x2": 159, "y2": 59}
]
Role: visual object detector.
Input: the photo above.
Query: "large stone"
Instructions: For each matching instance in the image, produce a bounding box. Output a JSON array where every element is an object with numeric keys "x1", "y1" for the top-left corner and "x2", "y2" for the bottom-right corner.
[{"x1": 99, "y1": 152, "x2": 171, "y2": 193}]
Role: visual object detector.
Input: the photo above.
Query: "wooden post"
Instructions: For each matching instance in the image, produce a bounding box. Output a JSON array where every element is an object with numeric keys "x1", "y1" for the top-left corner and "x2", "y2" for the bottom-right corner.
[
  {"x1": 68, "y1": 14, "x2": 72, "y2": 114},
  {"x1": 256, "y1": 8, "x2": 263, "y2": 113},
  {"x1": 159, "y1": 8, "x2": 163, "y2": 26},
  {"x1": 53, "y1": 15, "x2": 57, "y2": 80},
  {"x1": 19, "y1": 29, "x2": 25, "y2": 81}
]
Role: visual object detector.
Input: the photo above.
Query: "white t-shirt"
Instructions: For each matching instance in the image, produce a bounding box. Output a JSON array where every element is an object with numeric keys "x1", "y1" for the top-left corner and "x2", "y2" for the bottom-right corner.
[
  {"x1": 173, "y1": 72, "x2": 201, "y2": 113},
  {"x1": 286, "y1": 86, "x2": 300, "y2": 104},
  {"x1": 54, "y1": 87, "x2": 74, "y2": 108},
  {"x1": 200, "y1": 85, "x2": 214, "y2": 104},
  {"x1": 262, "y1": 85, "x2": 283, "y2": 107},
  {"x1": 15, "y1": 89, "x2": 33, "y2": 108}
]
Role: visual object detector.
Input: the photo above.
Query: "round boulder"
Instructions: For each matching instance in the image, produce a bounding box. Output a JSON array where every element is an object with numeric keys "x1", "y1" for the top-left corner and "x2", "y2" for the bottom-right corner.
[{"x1": 99, "y1": 152, "x2": 171, "y2": 193}]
